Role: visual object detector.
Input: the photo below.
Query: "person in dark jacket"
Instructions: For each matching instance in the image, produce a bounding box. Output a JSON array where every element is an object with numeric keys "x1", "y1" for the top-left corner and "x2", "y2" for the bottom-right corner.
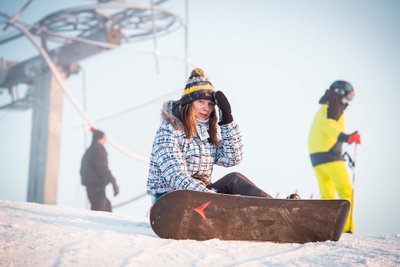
[{"x1": 80, "y1": 128, "x2": 119, "y2": 212}]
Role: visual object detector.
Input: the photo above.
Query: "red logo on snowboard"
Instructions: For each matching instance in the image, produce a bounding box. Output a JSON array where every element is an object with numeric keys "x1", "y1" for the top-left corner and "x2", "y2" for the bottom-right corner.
[{"x1": 194, "y1": 200, "x2": 212, "y2": 219}]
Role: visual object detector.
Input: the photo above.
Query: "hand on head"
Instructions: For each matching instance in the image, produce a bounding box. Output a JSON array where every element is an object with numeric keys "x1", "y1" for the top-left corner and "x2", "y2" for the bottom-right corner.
[{"x1": 214, "y1": 91, "x2": 233, "y2": 125}]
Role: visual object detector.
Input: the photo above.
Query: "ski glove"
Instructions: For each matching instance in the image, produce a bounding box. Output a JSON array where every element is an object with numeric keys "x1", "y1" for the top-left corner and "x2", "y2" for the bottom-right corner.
[
  {"x1": 338, "y1": 131, "x2": 361, "y2": 144},
  {"x1": 214, "y1": 91, "x2": 233, "y2": 125},
  {"x1": 112, "y1": 182, "x2": 120, "y2": 196}
]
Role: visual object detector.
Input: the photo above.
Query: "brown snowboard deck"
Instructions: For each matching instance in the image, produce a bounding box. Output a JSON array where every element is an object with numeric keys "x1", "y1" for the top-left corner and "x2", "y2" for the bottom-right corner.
[{"x1": 150, "y1": 190, "x2": 350, "y2": 243}]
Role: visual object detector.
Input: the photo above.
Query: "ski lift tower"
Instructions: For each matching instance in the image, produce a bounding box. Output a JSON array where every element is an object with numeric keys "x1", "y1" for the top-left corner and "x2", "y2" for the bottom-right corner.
[{"x1": 0, "y1": 0, "x2": 183, "y2": 204}]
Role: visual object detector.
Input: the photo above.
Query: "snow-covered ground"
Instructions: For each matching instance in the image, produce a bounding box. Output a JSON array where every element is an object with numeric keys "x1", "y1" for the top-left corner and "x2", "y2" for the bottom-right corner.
[{"x1": 1, "y1": 199, "x2": 399, "y2": 267}]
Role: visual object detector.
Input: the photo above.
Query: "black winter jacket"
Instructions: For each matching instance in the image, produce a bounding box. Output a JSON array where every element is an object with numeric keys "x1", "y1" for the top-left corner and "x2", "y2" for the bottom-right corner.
[{"x1": 80, "y1": 142, "x2": 116, "y2": 187}]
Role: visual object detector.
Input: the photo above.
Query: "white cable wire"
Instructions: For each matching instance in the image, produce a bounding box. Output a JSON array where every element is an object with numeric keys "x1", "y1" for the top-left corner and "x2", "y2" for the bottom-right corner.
[
  {"x1": 184, "y1": 0, "x2": 189, "y2": 78},
  {"x1": 1, "y1": 0, "x2": 192, "y2": 207},
  {"x1": 2, "y1": 0, "x2": 33, "y2": 31},
  {"x1": 0, "y1": 1, "x2": 192, "y2": 208},
  {"x1": 39, "y1": 20, "x2": 191, "y2": 124},
  {"x1": 93, "y1": 88, "x2": 181, "y2": 123},
  {"x1": 36, "y1": 27, "x2": 188, "y2": 63},
  {"x1": 24, "y1": 19, "x2": 191, "y2": 124},
  {"x1": 150, "y1": 0, "x2": 160, "y2": 74},
  {"x1": 1, "y1": 12, "x2": 149, "y2": 164}
]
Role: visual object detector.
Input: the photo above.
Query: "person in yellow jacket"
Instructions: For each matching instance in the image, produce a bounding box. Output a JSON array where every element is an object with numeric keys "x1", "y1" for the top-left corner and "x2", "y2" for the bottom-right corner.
[{"x1": 308, "y1": 80, "x2": 361, "y2": 233}]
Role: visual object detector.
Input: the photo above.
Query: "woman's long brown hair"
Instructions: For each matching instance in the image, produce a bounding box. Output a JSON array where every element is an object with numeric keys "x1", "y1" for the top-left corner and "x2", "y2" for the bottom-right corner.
[{"x1": 180, "y1": 102, "x2": 219, "y2": 145}]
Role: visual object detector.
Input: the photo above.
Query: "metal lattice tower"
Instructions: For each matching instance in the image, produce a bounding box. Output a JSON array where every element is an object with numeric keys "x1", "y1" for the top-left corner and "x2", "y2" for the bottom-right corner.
[{"x1": 0, "y1": 0, "x2": 185, "y2": 204}]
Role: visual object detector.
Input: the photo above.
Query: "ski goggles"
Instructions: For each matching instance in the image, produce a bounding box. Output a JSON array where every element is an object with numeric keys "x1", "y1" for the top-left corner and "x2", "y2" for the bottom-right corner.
[{"x1": 342, "y1": 91, "x2": 355, "y2": 104}]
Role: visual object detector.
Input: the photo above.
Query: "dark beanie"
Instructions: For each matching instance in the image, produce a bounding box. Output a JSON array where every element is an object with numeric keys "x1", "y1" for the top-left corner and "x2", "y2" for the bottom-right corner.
[
  {"x1": 90, "y1": 127, "x2": 105, "y2": 143},
  {"x1": 179, "y1": 68, "x2": 216, "y2": 106}
]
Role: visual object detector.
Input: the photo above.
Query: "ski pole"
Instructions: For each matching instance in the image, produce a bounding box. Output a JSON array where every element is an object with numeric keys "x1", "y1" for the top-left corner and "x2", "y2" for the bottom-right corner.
[{"x1": 349, "y1": 144, "x2": 357, "y2": 233}]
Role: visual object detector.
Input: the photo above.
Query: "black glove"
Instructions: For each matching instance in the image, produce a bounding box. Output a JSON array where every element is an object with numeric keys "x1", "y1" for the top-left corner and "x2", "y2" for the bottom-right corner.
[
  {"x1": 112, "y1": 182, "x2": 120, "y2": 197},
  {"x1": 214, "y1": 91, "x2": 233, "y2": 125}
]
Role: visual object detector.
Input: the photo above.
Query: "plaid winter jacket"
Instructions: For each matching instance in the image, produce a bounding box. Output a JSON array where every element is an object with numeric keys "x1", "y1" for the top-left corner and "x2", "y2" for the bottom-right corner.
[{"x1": 146, "y1": 101, "x2": 243, "y2": 196}]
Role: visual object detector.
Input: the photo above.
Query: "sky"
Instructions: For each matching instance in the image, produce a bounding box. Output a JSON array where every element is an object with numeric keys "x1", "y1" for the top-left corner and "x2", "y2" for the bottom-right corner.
[
  {"x1": 1, "y1": 199, "x2": 400, "y2": 266},
  {"x1": 0, "y1": 0, "x2": 400, "y2": 236}
]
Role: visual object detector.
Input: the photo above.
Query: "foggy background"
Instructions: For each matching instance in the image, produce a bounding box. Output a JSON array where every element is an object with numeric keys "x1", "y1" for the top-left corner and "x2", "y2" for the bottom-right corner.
[{"x1": 0, "y1": 0, "x2": 399, "y2": 235}]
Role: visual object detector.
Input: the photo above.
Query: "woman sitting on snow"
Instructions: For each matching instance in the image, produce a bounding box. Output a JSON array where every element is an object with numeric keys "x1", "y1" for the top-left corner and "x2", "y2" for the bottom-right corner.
[{"x1": 146, "y1": 67, "x2": 298, "y2": 203}]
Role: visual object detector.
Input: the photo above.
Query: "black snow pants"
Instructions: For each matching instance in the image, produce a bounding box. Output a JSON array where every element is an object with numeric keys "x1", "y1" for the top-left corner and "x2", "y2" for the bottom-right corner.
[
  {"x1": 86, "y1": 186, "x2": 112, "y2": 212},
  {"x1": 211, "y1": 172, "x2": 272, "y2": 198}
]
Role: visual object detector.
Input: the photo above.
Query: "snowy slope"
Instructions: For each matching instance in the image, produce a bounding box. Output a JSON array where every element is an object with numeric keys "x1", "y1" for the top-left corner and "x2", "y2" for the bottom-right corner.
[{"x1": 1, "y1": 199, "x2": 399, "y2": 267}]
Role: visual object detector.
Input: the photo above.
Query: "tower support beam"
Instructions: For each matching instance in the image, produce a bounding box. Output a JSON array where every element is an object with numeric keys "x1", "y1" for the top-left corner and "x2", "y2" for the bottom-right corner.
[{"x1": 27, "y1": 70, "x2": 65, "y2": 204}]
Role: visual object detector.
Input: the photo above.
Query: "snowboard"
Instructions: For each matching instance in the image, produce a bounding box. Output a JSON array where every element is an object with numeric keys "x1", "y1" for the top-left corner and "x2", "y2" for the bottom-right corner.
[{"x1": 149, "y1": 190, "x2": 350, "y2": 243}]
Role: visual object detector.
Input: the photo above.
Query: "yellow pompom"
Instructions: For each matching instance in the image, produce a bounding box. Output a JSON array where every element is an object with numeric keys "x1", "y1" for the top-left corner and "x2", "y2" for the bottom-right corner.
[{"x1": 191, "y1": 68, "x2": 205, "y2": 77}]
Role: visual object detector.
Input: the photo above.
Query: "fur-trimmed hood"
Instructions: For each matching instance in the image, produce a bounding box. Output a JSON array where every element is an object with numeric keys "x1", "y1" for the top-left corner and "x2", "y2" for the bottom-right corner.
[
  {"x1": 147, "y1": 102, "x2": 244, "y2": 196},
  {"x1": 161, "y1": 100, "x2": 184, "y2": 131}
]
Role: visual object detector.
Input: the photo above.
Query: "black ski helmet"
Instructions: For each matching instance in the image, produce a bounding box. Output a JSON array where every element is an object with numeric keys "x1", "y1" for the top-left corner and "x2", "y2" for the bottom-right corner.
[{"x1": 329, "y1": 80, "x2": 354, "y2": 98}]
